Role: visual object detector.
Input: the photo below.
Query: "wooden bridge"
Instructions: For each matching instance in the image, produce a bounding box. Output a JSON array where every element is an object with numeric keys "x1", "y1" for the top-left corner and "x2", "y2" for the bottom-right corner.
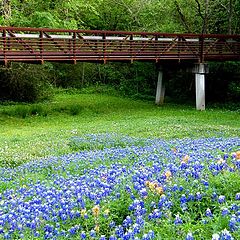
[
  {"x1": 0, "y1": 27, "x2": 240, "y2": 110},
  {"x1": 0, "y1": 27, "x2": 239, "y2": 64}
]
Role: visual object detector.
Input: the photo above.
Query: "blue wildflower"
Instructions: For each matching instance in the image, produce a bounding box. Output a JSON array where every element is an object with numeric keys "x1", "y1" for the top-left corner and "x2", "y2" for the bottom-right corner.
[
  {"x1": 220, "y1": 229, "x2": 234, "y2": 239},
  {"x1": 174, "y1": 214, "x2": 183, "y2": 225},
  {"x1": 186, "y1": 232, "x2": 194, "y2": 240},
  {"x1": 221, "y1": 208, "x2": 229, "y2": 216},
  {"x1": 206, "y1": 208, "x2": 213, "y2": 217},
  {"x1": 235, "y1": 193, "x2": 240, "y2": 200},
  {"x1": 218, "y1": 195, "x2": 226, "y2": 204}
]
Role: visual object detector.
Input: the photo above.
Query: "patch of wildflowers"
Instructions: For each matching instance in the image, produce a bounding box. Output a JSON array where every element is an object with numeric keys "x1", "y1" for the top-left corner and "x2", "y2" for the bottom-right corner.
[{"x1": 0, "y1": 136, "x2": 239, "y2": 239}]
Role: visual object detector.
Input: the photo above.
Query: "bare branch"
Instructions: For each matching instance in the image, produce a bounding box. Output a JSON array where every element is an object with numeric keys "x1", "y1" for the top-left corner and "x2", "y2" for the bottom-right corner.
[
  {"x1": 174, "y1": 0, "x2": 191, "y2": 32},
  {"x1": 193, "y1": 0, "x2": 204, "y2": 20},
  {"x1": 113, "y1": 0, "x2": 145, "y2": 27},
  {"x1": 220, "y1": 3, "x2": 228, "y2": 11}
]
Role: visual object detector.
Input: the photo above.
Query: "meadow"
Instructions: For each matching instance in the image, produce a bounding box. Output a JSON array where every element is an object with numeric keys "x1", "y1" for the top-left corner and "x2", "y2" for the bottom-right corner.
[{"x1": 0, "y1": 91, "x2": 240, "y2": 239}]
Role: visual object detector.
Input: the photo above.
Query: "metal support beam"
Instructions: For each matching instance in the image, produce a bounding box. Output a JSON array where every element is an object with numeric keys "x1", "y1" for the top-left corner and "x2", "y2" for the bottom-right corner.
[
  {"x1": 195, "y1": 63, "x2": 206, "y2": 110},
  {"x1": 155, "y1": 68, "x2": 165, "y2": 105}
]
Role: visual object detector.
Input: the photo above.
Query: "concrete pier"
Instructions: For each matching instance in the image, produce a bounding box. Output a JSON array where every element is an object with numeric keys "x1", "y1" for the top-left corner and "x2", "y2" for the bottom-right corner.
[
  {"x1": 195, "y1": 63, "x2": 206, "y2": 110},
  {"x1": 155, "y1": 69, "x2": 165, "y2": 105}
]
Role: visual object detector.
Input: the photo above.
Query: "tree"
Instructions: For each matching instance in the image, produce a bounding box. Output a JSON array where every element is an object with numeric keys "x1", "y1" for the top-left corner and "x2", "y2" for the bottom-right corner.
[{"x1": 1, "y1": 0, "x2": 11, "y2": 23}]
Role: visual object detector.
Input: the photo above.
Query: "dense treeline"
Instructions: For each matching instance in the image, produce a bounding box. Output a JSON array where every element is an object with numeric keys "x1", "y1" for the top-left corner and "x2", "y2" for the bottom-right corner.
[{"x1": 0, "y1": 0, "x2": 240, "y2": 104}]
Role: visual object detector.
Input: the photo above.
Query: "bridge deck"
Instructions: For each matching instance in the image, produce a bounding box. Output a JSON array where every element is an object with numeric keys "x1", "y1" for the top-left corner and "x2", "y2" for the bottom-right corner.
[{"x1": 0, "y1": 27, "x2": 239, "y2": 64}]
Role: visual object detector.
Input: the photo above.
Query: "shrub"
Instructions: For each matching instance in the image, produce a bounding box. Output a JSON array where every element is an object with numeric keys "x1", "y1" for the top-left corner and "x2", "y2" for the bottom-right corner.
[{"x1": 0, "y1": 63, "x2": 54, "y2": 103}]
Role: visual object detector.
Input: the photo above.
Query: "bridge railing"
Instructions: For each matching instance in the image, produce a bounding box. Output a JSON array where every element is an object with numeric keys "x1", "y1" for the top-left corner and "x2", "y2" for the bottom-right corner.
[{"x1": 0, "y1": 27, "x2": 239, "y2": 64}]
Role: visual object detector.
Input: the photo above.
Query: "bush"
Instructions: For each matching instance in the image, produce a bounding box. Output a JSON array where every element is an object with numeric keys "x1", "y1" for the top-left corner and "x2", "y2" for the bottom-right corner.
[{"x1": 0, "y1": 63, "x2": 54, "y2": 103}]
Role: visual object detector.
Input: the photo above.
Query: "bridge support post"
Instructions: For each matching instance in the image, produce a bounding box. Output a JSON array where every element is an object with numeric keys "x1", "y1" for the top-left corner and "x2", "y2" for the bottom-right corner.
[
  {"x1": 195, "y1": 63, "x2": 206, "y2": 110},
  {"x1": 155, "y1": 68, "x2": 165, "y2": 105}
]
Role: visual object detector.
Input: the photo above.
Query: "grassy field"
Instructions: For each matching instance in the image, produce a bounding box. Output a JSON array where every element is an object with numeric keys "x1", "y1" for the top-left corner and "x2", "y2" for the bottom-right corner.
[
  {"x1": 0, "y1": 92, "x2": 240, "y2": 240},
  {"x1": 0, "y1": 92, "x2": 239, "y2": 167}
]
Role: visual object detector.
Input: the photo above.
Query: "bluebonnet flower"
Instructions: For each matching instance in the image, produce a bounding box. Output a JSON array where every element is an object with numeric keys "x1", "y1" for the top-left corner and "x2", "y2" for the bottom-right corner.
[
  {"x1": 109, "y1": 221, "x2": 116, "y2": 228},
  {"x1": 148, "y1": 230, "x2": 155, "y2": 239},
  {"x1": 123, "y1": 216, "x2": 132, "y2": 228},
  {"x1": 218, "y1": 195, "x2": 226, "y2": 204},
  {"x1": 187, "y1": 193, "x2": 195, "y2": 201},
  {"x1": 80, "y1": 231, "x2": 86, "y2": 239},
  {"x1": 115, "y1": 226, "x2": 124, "y2": 238},
  {"x1": 179, "y1": 185, "x2": 184, "y2": 191},
  {"x1": 132, "y1": 223, "x2": 141, "y2": 234},
  {"x1": 181, "y1": 202, "x2": 188, "y2": 211},
  {"x1": 139, "y1": 188, "x2": 148, "y2": 198},
  {"x1": 186, "y1": 232, "x2": 194, "y2": 240},
  {"x1": 69, "y1": 226, "x2": 76, "y2": 235},
  {"x1": 180, "y1": 194, "x2": 187, "y2": 204},
  {"x1": 196, "y1": 192, "x2": 202, "y2": 201},
  {"x1": 235, "y1": 193, "x2": 240, "y2": 200},
  {"x1": 90, "y1": 229, "x2": 96, "y2": 238},
  {"x1": 220, "y1": 229, "x2": 234, "y2": 239},
  {"x1": 221, "y1": 208, "x2": 229, "y2": 216},
  {"x1": 172, "y1": 184, "x2": 178, "y2": 191},
  {"x1": 212, "y1": 192, "x2": 218, "y2": 200},
  {"x1": 206, "y1": 208, "x2": 213, "y2": 217},
  {"x1": 229, "y1": 215, "x2": 238, "y2": 231},
  {"x1": 136, "y1": 216, "x2": 144, "y2": 226},
  {"x1": 142, "y1": 233, "x2": 150, "y2": 240},
  {"x1": 109, "y1": 236, "x2": 117, "y2": 240},
  {"x1": 174, "y1": 214, "x2": 183, "y2": 225}
]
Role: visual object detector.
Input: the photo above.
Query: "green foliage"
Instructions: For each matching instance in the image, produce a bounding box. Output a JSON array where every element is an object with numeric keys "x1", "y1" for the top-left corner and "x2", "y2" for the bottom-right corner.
[
  {"x1": 228, "y1": 82, "x2": 240, "y2": 100},
  {"x1": 207, "y1": 62, "x2": 240, "y2": 103},
  {"x1": 29, "y1": 11, "x2": 60, "y2": 28},
  {"x1": 5, "y1": 0, "x2": 240, "y2": 33},
  {"x1": 0, "y1": 0, "x2": 239, "y2": 104},
  {"x1": 209, "y1": 171, "x2": 240, "y2": 199},
  {"x1": 0, "y1": 63, "x2": 54, "y2": 103}
]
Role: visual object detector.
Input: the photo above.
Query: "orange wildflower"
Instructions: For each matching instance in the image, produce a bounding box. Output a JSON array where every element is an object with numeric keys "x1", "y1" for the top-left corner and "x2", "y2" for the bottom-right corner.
[
  {"x1": 236, "y1": 151, "x2": 240, "y2": 160},
  {"x1": 156, "y1": 186, "x2": 164, "y2": 195},
  {"x1": 182, "y1": 155, "x2": 190, "y2": 163},
  {"x1": 165, "y1": 170, "x2": 172, "y2": 179},
  {"x1": 92, "y1": 205, "x2": 100, "y2": 218}
]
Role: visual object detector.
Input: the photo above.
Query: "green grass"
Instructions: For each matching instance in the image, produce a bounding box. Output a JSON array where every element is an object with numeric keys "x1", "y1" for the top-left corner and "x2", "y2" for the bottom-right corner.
[{"x1": 0, "y1": 91, "x2": 239, "y2": 167}]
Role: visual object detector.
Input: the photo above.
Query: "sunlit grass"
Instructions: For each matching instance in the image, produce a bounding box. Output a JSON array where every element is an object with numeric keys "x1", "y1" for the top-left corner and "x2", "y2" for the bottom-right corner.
[{"x1": 0, "y1": 92, "x2": 239, "y2": 167}]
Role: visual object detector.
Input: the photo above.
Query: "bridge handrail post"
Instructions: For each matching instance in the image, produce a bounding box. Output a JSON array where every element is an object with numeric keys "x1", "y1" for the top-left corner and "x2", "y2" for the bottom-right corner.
[
  {"x1": 102, "y1": 33, "x2": 106, "y2": 63},
  {"x1": 154, "y1": 35, "x2": 158, "y2": 62},
  {"x1": 73, "y1": 32, "x2": 76, "y2": 64},
  {"x1": 130, "y1": 34, "x2": 133, "y2": 63},
  {"x1": 199, "y1": 35, "x2": 204, "y2": 63},
  {"x1": 177, "y1": 35, "x2": 181, "y2": 61},
  {"x1": 39, "y1": 30, "x2": 43, "y2": 63},
  {"x1": 3, "y1": 29, "x2": 7, "y2": 65}
]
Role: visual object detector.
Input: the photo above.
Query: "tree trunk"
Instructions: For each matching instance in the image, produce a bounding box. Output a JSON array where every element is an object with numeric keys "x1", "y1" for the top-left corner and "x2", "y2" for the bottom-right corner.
[
  {"x1": 174, "y1": 0, "x2": 191, "y2": 32},
  {"x1": 202, "y1": 0, "x2": 209, "y2": 34}
]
